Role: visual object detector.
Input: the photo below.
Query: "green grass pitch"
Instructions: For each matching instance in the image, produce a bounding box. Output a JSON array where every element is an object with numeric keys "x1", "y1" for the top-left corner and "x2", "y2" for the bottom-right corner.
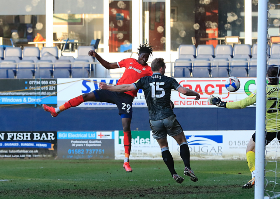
[{"x1": 0, "y1": 159, "x2": 265, "y2": 198}]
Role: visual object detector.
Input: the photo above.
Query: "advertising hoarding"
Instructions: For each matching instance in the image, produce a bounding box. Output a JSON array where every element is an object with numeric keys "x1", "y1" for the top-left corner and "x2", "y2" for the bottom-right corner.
[
  {"x1": 0, "y1": 131, "x2": 57, "y2": 158},
  {"x1": 57, "y1": 131, "x2": 115, "y2": 159},
  {"x1": 57, "y1": 78, "x2": 257, "y2": 108},
  {"x1": 0, "y1": 79, "x2": 57, "y2": 106},
  {"x1": 172, "y1": 78, "x2": 257, "y2": 107},
  {"x1": 114, "y1": 130, "x2": 280, "y2": 160}
]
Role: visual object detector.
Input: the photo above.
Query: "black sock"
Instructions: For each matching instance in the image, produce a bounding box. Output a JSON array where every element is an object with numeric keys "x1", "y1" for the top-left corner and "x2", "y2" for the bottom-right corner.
[
  {"x1": 162, "y1": 150, "x2": 176, "y2": 176},
  {"x1": 180, "y1": 143, "x2": 191, "y2": 169}
]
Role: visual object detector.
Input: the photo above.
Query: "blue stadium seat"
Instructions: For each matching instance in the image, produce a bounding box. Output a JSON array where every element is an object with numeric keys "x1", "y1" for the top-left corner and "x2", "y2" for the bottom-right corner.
[
  {"x1": 214, "y1": 45, "x2": 233, "y2": 59},
  {"x1": 211, "y1": 58, "x2": 230, "y2": 77},
  {"x1": 22, "y1": 47, "x2": 40, "y2": 62},
  {"x1": 211, "y1": 45, "x2": 232, "y2": 77},
  {"x1": 35, "y1": 60, "x2": 54, "y2": 78},
  {"x1": 72, "y1": 60, "x2": 91, "y2": 78},
  {"x1": 53, "y1": 60, "x2": 71, "y2": 78},
  {"x1": 4, "y1": 47, "x2": 22, "y2": 62},
  {"x1": 178, "y1": 45, "x2": 196, "y2": 59},
  {"x1": 17, "y1": 60, "x2": 35, "y2": 78},
  {"x1": 22, "y1": 56, "x2": 39, "y2": 62},
  {"x1": 5, "y1": 47, "x2": 22, "y2": 58},
  {"x1": 174, "y1": 59, "x2": 192, "y2": 77},
  {"x1": 40, "y1": 55, "x2": 57, "y2": 62},
  {"x1": 192, "y1": 58, "x2": 211, "y2": 77},
  {"x1": 76, "y1": 46, "x2": 95, "y2": 63},
  {"x1": 0, "y1": 60, "x2": 17, "y2": 78},
  {"x1": 196, "y1": 45, "x2": 214, "y2": 60},
  {"x1": 268, "y1": 58, "x2": 280, "y2": 66},
  {"x1": 248, "y1": 44, "x2": 270, "y2": 77},
  {"x1": 232, "y1": 44, "x2": 251, "y2": 59},
  {"x1": 229, "y1": 58, "x2": 248, "y2": 77},
  {"x1": 229, "y1": 44, "x2": 251, "y2": 77},
  {"x1": 77, "y1": 46, "x2": 94, "y2": 57},
  {"x1": 59, "y1": 56, "x2": 75, "y2": 62},
  {"x1": 23, "y1": 47, "x2": 40, "y2": 58},
  {"x1": 248, "y1": 56, "x2": 257, "y2": 77},
  {"x1": 41, "y1": 47, "x2": 59, "y2": 59},
  {"x1": 0, "y1": 47, "x2": 4, "y2": 60},
  {"x1": 270, "y1": 44, "x2": 280, "y2": 59}
]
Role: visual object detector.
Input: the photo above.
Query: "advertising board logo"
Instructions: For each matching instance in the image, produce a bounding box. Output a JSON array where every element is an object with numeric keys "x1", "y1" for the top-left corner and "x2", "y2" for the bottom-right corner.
[
  {"x1": 80, "y1": 79, "x2": 143, "y2": 94},
  {"x1": 119, "y1": 131, "x2": 151, "y2": 145},
  {"x1": 96, "y1": 131, "x2": 113, "y2": 139},
  {"x1": 178, "y1": 79, "x2": 227, "y2": 100},
  {"x1": 185, "y1": 135, "x2": 223, "y2": 156},
  {"x1": 186, "y1": 135, "x2": 223, "y2": 145}
]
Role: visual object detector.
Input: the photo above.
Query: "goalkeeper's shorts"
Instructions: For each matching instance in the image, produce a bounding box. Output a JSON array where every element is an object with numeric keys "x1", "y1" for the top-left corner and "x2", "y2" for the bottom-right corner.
[
  {"x1": 93, "y1": 89, "x2": 134, "y2": 118},
  {"x1": 252, "y1": 131, "x2": 280, "y2": 145},
  {"x1": 149, "y1": 115, "x2": 183, "y2": 140}
]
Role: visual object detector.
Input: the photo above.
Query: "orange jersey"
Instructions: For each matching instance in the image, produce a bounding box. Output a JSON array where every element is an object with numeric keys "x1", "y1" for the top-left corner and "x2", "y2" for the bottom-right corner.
[{"x1": 117, "y1": 58, "x2": 153, "y2": 97}]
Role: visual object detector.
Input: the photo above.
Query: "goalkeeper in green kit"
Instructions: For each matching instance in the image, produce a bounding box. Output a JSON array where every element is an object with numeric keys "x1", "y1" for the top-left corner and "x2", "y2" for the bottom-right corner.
[{"x1": 209, "y1": 65, "x2": 280, "y2": 189}]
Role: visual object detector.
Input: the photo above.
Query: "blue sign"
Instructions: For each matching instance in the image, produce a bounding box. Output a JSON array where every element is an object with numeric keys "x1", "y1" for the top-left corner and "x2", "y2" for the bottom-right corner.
[
  {"x1": 0, "y1": 96, "x2": 57, "y2": 104},
  {"x1": 0, "y1": 141, "x2": 52, "y2": 148},
  {"x1": 58, "y1": 132, "x2": 97, "y2": 139},
  {"x1": 186, "y1": 135, "x2": 223, "y2": 145}
]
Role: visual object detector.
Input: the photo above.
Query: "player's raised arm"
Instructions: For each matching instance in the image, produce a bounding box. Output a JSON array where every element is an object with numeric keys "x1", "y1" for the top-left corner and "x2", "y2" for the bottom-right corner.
[
  {"x1": 88, "y1": 50, "x2": 119, "y2": 69},
  {"x1": 99, "y1": 82, "x2": 136, "y2": 92},
  {"x1": 177, "y1": 86, "x2": 200, "y2": 100}
]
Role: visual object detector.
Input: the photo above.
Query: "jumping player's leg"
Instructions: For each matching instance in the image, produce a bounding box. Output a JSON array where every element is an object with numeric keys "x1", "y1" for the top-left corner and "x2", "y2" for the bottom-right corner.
[
  {"x1": 150, "y1": 118, "x2": 184, "y2": 183},
  {"x1": 122, "y1": 117, "x2": 132, "y2": 172},
  {"x1": 42, "y1": 92, "x2": 96, "y2": 117},
  {"x1": 114, "y1": 93, "x2": 134, "y2": 172},
  {"x1": 172, "y1": 132, "x2": 191, "y2": 168},
  {"x1": 243, "y1": 134, "x2": 256, "y2": 189},
  {"x1": 157, "y1": 138, "x2": 184, "y2": 183},
  {"x1": 157, "y1": 138, "x2": 176, "y2": 175},
  {"x1": 172, "y1": 132, "x2": 198, "y2": 182},
  {"x1": 246, "y1": 137, "x2": 256, "y2": 174}
]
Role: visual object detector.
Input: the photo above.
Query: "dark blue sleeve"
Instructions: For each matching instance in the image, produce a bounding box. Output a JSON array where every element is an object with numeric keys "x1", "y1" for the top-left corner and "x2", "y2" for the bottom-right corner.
[{"x1": 171, "y1": 78, "x2": 180, "y2": 90}]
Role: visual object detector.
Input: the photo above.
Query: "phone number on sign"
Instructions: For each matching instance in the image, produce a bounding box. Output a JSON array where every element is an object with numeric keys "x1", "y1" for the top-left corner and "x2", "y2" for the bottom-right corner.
[{"x1": 68, "y1": 149, "x2": 104, "y2": 155}]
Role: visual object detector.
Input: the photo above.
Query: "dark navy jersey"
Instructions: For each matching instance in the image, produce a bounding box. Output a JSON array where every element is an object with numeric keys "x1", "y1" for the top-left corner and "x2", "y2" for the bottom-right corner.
[{"x1": 133, "y1": 73, "x2": 181, "y2": 120}]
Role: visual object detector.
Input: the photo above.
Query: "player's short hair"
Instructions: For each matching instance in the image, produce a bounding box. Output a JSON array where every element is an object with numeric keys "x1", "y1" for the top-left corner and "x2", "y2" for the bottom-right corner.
[
  {"x1": 138, "y1": 44, "x2": 153, "y2": 55},
  {"x1": 151, "y1": 58, "x2": 165, "y2": 72},
  {"x1": 267, "y1": 65, "x2": 280, "y2": 85}
]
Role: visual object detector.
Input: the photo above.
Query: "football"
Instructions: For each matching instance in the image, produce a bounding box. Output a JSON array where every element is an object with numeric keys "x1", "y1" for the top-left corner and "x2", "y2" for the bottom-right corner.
[{"x1": 225, "y1": 77, "x2": 240, "y2": 92}]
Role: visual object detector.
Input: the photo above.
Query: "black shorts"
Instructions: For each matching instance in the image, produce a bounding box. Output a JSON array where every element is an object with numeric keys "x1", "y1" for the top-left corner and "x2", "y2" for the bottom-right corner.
[
  {"x1": 149, "y1": 115, "x2": 183, "y2": 140},
  {"x1": 93, "y1": 89, "x2": 134, "y2": 118},
  {"x1": 252, "y1": 132, "x2": 280, "y2": 145}
]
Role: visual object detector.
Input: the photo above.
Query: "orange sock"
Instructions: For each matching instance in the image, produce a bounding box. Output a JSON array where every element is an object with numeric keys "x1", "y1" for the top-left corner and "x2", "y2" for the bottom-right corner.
[
  {"x1": 123, "y1": 131, "x2": 131, "y2": 161},
  {"x1": 60, "y1": 95, "x2": 84, "y2": 111}
]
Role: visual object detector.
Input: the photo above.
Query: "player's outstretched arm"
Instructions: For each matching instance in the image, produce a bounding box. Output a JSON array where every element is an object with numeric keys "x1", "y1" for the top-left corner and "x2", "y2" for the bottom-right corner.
[
  {"x1": 178, "y1": 87, "x2": 200, "y2": 100},
  {"x1": 99, "y1": 82, "x2": 136, "y2": 92},
  {"x1": 88, "y1": 50, "x2": 119, "y2": 69}
]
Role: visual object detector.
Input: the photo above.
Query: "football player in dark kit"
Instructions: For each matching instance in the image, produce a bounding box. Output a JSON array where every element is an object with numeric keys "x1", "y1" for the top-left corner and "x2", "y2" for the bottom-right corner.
[
  {"x1": 43, "y1": 44, "x2": 154, "y2": 172},
  {"x1": 100, "y1": 58, "x2": 200, "y2": 183}
]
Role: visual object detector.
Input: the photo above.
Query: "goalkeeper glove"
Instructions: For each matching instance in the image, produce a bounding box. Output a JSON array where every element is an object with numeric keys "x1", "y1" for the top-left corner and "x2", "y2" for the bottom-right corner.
[{"x1": 208, "y1": 95, "x2": 227, "y2": 108}]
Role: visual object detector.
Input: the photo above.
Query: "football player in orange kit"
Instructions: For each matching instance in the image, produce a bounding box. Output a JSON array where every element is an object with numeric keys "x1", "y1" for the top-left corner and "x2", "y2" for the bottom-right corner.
[{"x1": 43, "y1": 44, "x2": 153, "y2": 172}]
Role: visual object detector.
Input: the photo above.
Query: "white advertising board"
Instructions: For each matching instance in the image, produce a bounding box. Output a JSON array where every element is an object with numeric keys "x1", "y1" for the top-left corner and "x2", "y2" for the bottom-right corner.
[
  {"x1": 57, "y1": 78, "x2": 147, "y2": 107},
  {"x1": 171, "y1": 77, "x2": 257, "y2": 107},
  {"x1": 114, "y1": 130, "x2": 280, "y2": 160},
  {"x1": 57, "y1": 78, "x2": 257, "y2": 108},
  {"x1": 114, "y1": 130, "x2": 165, "y2": 159}
]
